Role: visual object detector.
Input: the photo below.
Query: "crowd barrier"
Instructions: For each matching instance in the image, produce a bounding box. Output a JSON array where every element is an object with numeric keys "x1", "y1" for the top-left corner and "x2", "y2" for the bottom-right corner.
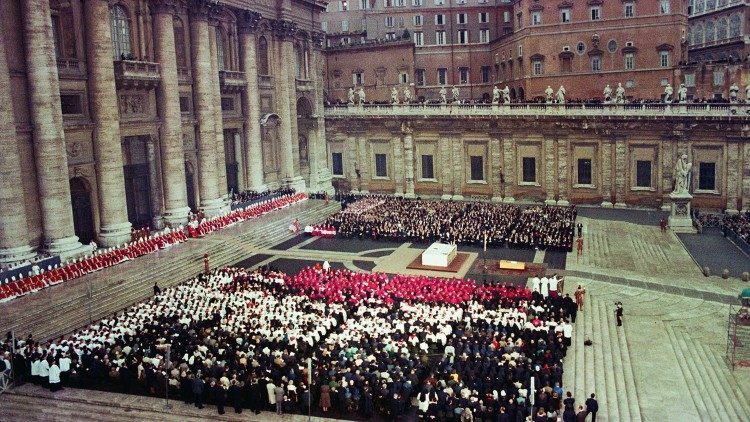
[{"x1": 727, "y1": 229, "x2": 750, "y2": 256}]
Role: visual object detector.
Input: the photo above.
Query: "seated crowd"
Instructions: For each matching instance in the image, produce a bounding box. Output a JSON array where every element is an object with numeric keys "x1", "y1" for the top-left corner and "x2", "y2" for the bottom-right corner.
[
  {"x1": 231, "y1": 187, "x2": 296, "y2": 206},
  {"x1": 2, "y1": 266, "x2": 579, "y2": 421},
  {"x1": 322, "y1": 197, "x2": 576, "y2": 251}
]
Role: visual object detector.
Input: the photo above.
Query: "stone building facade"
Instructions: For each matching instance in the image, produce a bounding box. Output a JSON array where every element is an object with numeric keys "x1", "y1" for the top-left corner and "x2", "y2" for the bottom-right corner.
[
  {"x1": 325, "y1": 104, "x2": 750, "y2": 212},
  {"x1": 0, "y1": 0, "x2": 332, "y2": 266}
]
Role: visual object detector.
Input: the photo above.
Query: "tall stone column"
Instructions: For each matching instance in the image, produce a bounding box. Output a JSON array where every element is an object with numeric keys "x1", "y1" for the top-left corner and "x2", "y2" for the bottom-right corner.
[
  {"x1": 22, "y1": 0, "x2": 84, "y2": 256},
  {"x1": 726, "y1": 141, "x2": 740, "y2": 213},
  {"x1": 346, "y1": 135, "x2": 359, "y2": 192},
  {"x1": 152, "y1": 1, "x2": 190, "y2": 225},
  {"x1": 601, "y1": 141, "x2": 613, "y2": 207},
  {"x1": 440, "y1": 136, "x2": 454, "y2": 200},
  {"x1": 402, "y1": 124, "x2": 416, "y2": 198},
  {"x1": 83, "y1": 0, "x2": 132, "y2": 246},
  {"x1": 557, "y1": 139, "x2": 570, "y2": 206},
  {"x1": 145, "y1": 139, "x2": 164, "y2": 227},
  {"x1": 274, "y1": 21, "x2": 305, "y2": 191},
  {"x1": 238, "y1": 14, "x2": 266, "y2": 192},
  {"x1": 208, "y1": 25, "x2": 228, "y2": 205},
  {"x1": 614, "y1": 137, "x2": 627, "y2": 208},
  {"x1": 543, "y1": 138, "x2": 556, "y2": 205},
  {"x1": 501, "y1": 137, "x2": 516, "y2": 203},
  {"x1": 189, "y1": 5, "x2": 222, "y2": 215},
  {"x1": 0, "y1": 30, "x2": 36, "y2": 266},
  {"x1": 451, "y1": 136, "x2": 464, "y2": 200},
  {"x1": 490, "y1": 137, "x2": 502, "y2": 202},
  {"x1": 234, "y1": 132, "x2": 245, "y2": 192},
  {"x1": 392, "y1": 136, "x2": 405, "y2": 196}
]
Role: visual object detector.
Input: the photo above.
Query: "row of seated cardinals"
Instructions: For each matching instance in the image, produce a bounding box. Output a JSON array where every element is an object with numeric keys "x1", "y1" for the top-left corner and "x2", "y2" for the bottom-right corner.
[
  {"x1": 0, "y1": 193, "x2": 308, "y2": 303},
  {"x1": 186, "y1": 193, "x2": 308, "y2": 238}
]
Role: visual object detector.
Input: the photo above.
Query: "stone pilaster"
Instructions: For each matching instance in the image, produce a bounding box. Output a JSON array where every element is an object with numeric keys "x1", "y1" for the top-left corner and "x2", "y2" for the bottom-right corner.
[
  {"x1": 742, "y1": 142, "x2": 750, "y2": 212},
  {"x1": 22, "y1": 0, "x2": 84, "y2": 257},
  {"x1": 726, "y1": 141, "x2": 740, "y2": 213},
  {"x1": 489, "y1": 137, "x2": 502, "y2": 202},
  {"x1": 152, "y1": 1, "x2": 190, "y2": 225},
  {"x1": 661, "y1": 139, "x2": 676, "y2": 210},
  {"x1": 544, "y1": 138, "x2": 556, "y2": 205},
  {"x1": 208, "y1": 24, "x2": 228, "y2": 206},
  {"x1": 189, "y1": 6, "x2": 222, "y2": 215},
  {"x1": 238, "y1": 13, "x2": 266, "y2": 192},
  {"x1": 392, "y1": 136, "x2": 404, "y2": 196},
  {"x1": 233, "y1": 132, "x2": 245, "y2": 192},
  {"x1": 145, "y1": 138, "x2": 164, "y2": 228},
  {"x1": 346, "y1": 135, "x2": 359, "y2": 192},
  {"x1": 357, "y1": 137, "x2": 370, "y2": 193},
  {"x1": 601, "y1": 141, "x2": 613, "y2": 207},
  {"x1": 440, "y1": 136, "x2": 453, "y2": 200},
  {"x1": 451, "y1": 136, "x2": 463, "y2": 200},
  {"x1": 309, "y1": 35, "x2": 332, "y2": 193},
  {"x1": 501, "y1": 137, "x2": 515, "y2": 203},
  {"x1": 402, "y1": 124, "x2": 415, "y2": 198},
  {"x1": 0, "y1": 30, "x2": 35, "y2": 266},
  {"x1": 84, "y1": 0, "x2": 132, "y2": 246},
  {"x1": 614, "y1": 137, "x2": 627, "y2": 208},
  {"x1": 557, "y1": 139, "x2": 569, "y2": 206}
]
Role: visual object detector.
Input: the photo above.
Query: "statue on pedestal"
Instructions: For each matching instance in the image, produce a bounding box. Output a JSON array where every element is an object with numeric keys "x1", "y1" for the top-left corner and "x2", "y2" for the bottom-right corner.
[
  {"x1": 439, "y1": 86, "x2": 447, "y2": 104},
  {"x1": 348, "y1": 87, "x2": 355, "y2": 104},
  {"x1": 502, "y1": 86, "x2": 511, "y2": 103},
  {"x1": 672, "y1": 154, "x2": 692, "y2": 195},
  {"x1": 603, "y1": 84, "x2": 612, "y2": 103},
  {"x1": 678, "y1": 84, "x2": 688, "y2": 103},
  {"x1": 492, "y1": 85, "x2": 501, "y2": 104},
  {"x1": 545, "y1": 85, "x2": 554, "y2": 103},
  {"x1": 664, "y1": 83, "x2": 673, "y2": 103},
  {"x1": 730, "y1": 83, "x2": 740, "y2": 103},
  {"x1": 615, "y1": 83, "x2": 625, "y2": 104},
  {"x1": 357, "y1": 87, "x2": 366, "y2": 105},
  {"x1": 391, "y1": 87, "x2": 399, "y2": 104},
  {"x1": 403, "y1": 86, "x2": 412, "y2": 103},
  {"x1": 556, "y1": 85, "x2": 566, "y2": 104},
  {"x1": 452, "y1": 85, "x2": 460, "y2": 103}
]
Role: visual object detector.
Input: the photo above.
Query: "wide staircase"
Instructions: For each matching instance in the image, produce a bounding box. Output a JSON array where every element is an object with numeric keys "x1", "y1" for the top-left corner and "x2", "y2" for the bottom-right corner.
[
  {"x1": 0, "y1": 200, "x2": 340, "y2": 342},
  {"x1": 563, "y1": 295, "x2": 642, "y2": 422}
]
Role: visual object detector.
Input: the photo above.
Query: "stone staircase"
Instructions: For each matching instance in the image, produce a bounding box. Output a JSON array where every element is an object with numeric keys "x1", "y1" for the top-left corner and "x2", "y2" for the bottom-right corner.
[
  {"x1": 563, "y1": 295, "x2": 643, "y2": 421},
  {"x1": 665, "y1": 325, "x2": 750, "y2": 421},
  {"x1": 0, "y1": 201, "x2": 339, "y2": 342}
]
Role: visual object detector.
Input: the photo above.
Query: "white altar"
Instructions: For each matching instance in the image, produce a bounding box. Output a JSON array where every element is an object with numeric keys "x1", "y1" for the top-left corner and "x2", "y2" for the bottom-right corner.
[{"x1": 422, "y1": 242, "x2": 458, "y2": 267}]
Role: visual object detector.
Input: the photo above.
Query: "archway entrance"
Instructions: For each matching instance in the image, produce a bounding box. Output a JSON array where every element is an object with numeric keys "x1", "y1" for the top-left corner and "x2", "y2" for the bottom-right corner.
[
  {"x1": 69, "y1": 177, "x2": 95, "y2": 244},
  {"x1": 122, "y1": 136, "x2": 153, "y2": 228},
  {"x1": 517, "y1": 87, "x2": 525, "y2": 101}
]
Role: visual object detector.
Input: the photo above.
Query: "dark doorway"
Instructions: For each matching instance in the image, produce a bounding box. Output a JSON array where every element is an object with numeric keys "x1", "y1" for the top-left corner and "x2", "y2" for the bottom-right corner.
[
  {"x1": 517, "y1": 87, "x2": 525, "y2": 101},
  {"x1": 122, "y1": 137, "x2": 153, "y2": 228},
  {"x1": 224, "y1": 131, "x2": 239, "y2": 194},
  {"x1": 69, "y1": 178, "x2": 95, "y2": 244},
  {"x1": 185, "y1": 162, "x2": 197, "y2": 211}
]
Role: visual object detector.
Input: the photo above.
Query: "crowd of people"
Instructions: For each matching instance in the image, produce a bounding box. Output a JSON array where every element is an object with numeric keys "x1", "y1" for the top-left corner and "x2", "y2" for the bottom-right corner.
[
  {"x1": 321, "y1": 197, "x2": 576, "y2": 252},
  {"x1": 187, "y1": 193, "x2": 307, "y2": 238},
  {"x1": 1, "y1": 265, "x2": 586, "y2": 420},
  {"x1": 231, "y1": 188, "x2": 296, "y2": 207},
  {"x1": 696, "y1": 211, "x2": 750, "y2": 243},
  {"x1": 0, "y1": 228, "x2": 187, "y2": 303}
]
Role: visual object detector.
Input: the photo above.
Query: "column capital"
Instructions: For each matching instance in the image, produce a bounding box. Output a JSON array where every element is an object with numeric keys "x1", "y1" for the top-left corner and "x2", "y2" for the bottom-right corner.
[
  {"x1": 238, "y1": 10, "x2": 263, "y2": 34},
  {"x1": 311, "y1": 31, "x2": 326, "y2": 49},
  {"x1": 272, "y1": 19, "x2": 297, "y2": 40},
  {"x1": 149, "y1": 0, "x2": 183, "y2": 16},
  {"x1": 188, "y1": 0, "x2": 220, "y2": 22}
]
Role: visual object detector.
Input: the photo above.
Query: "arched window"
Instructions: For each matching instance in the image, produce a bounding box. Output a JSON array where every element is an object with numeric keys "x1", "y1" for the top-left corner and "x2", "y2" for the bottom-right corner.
[
  {"x1": 729, "y1": 14, "x2": 741, "y2": 38},
  {"x1": 174, "y1": 17, "x2": 187, "y2": 68},
  {"x1": 705, "y1": 20, "x2": 715, "y2": 42},
  {"x1": 110, "y1": 5, "x2": 132, "y2": 60},
  {"x1": 216, "y1": 27, "x2": 226, "y2": 71},
  {"x1": 694, "y1": 24, "x2": 704, "y2": 45},
  {"x1": 717, "y1": 18, "x2": 728, "y2": 39},
  {"x1": 258, "y1": 36, "x2": 269, "y2": 75}
]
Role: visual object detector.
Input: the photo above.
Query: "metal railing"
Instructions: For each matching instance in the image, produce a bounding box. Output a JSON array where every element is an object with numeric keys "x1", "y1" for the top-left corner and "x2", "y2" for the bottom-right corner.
[{"x1": 325, "y1": 102, "x2": 750, "y2": 118}]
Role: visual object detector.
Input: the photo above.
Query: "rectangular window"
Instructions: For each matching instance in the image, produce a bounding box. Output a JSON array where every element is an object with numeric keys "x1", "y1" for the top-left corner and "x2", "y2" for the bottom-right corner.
[
  {"x1": 321, "y1": 21, "x2": 328, "y2": 33},
  {"x1": 478, "y1": 12, "x2": 489, "y2": 23},
  {"x1": 532, "y1": 60, "x2": 543, "y2": 76},
  {"x1": 457, "y1": 30, "x2": 468, "y2": 44},
  {"x1": 435, "y1": 14, "x2": 445, "y2": 25},
  {"x1": 591, "y1": 56, "x2": 602, "y2": 72},
  {"x1": 685, "y1": 73, "x2": 696, "y2": 87},
  {"x1": 179, "y1": 96, "x2": 191, "y2": 113},
  {"x1": 503, "y1": 11, "x2": 510, "y2": 23},
  {"x1": 660, "y1": 51, "x2": 670, "y2": 67},
  {"x1": 353, "y1": 72, "x2": 364, "y2": 85},
  {"x1": 221, "y1": 97, "x2": 235, "y2": 111},
  {"x1": 60, "y1": 94, "x2": 83, "y2": 115},
  {"x1": 412, "y1": 0, "x2": 423, "y2": 5},
  {"x1": 561, "y1": 8, "x2": 571, "y2": 23},
  {"x1": 434, "y1": 0, "x2": 444, "y2": 5},
  {"x1": 421, "y1": 155, "x2": 434, "y2": 179},
  {"x1": 713, "y1": 71, "x2": 724, "y2": 86},
  {"x1": 436, "y1": 31, "x2": 446, "y2": 45},
  {"x1": 470, "y1": 156, "x2": 484, "y2": 181},
  {"x1": 332, "y1": 152, "x2": 344, "y2": 176},
  {"x1": 531, "y1": 11, "x2": 542, "y2": 25},
  {"x1": 398, "y1": 16, "x2": 405, "y2": 27},
  {"x1": 561, "y1": 57, "x2": 572, "y2": 73},
  {"x1": 438, "y1": 68, "x2": 447, "y2": 85},
  {"x1": 591, "y1": 6, "x2": 601, "y2": 21},
  {"x1": 385, "y1": 32, "x2": 396, "y2": 40},
  {"x1": 340, "y1": 0, "x2": 348, "y2": 11},
  {"x1": 457, "y1": 13, "x2": 467, "y2": 24},
  {"x1": 414, "y1": 32, "x2": 424, "y2": 46},
  {"x1": 384, "y1": 0, "x2": 393, "y2": 6},
  {"x1": 699, "y1": 162, "x2": 715, "y2": 190},
  {"x1": 415, "y1": 69, "x2": 426, "y2": 86},
  {"x1": 624, "y1": 53, "x2": 635, "y2": 70},
  {"x1": 660, "y1": 0, "x2": 670, "y2": 14},
  {"x1": 636, "y1": 160, "x2": 652, "y2": 188},
  {"x1": 396, "y1": 0, "x2": 405, "y2": 6},
  {"x1": 342, "y1": 20, "x2": 349, "y2": 31},
  {"x1": 624, "y1": 2, "x2": 635, "y2": 18},
  {"x1": 414, "y1": 15, "x2": 423, "y2": 26},
  {"x1": 577, "y1": 159, "x2": 592, "y2": 185},
  {"x1": 360, "y1": 0, "x2": 370, "y2": 9},
  {"x1": 481, "y1": 66, "x2": 490, "y2": 83},
  {"x1": 385, "y1": 16, "x2": 394, "y2": 27},
  {"x1": 479, "y1": 29, "x2": 490, "y2": 43},
  {"x1": 375, "y1": 153, "x2": 388, "y2": 177},
  {"x1": 522, "y1": 157, "x2": 536, "y2": 183},
  {"x1": 399, "y1": 72, "x2": 408, "y2": 84},
  {"x1": 459, "y1": 67, "x2": 469, "y2": 84}
]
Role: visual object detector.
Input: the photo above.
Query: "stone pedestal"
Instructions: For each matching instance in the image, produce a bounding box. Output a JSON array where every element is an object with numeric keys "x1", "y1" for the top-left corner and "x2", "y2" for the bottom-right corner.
[
  {"x1": 491, "y1": 196, "x2": 503, "y2": 203},
  {"x1": 544, "y1": 199, "x2": 557, "y2": 206},
  {"x1": 668, "y1": 192, "x2": 696, "y2": 233},
  {"x1": 45, "y1": 235, "x2": 94, "y2": 261},
  {"x1": 97, "y1": 222, "x2": 133, "y2": 247},
  {"x1": 557, "y1": 199, "x2": 571, "y2": 206},
  {"x1": 502, "y1": 196, "x2": 516, "y2": 204},
  {"x1": 0, "y1": 245, "x2": 37, "y2": 268}
]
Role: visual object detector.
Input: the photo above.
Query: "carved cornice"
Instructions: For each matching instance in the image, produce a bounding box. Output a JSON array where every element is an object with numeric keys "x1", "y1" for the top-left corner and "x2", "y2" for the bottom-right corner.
[
  {"x1": 187, "y1": 0, "x2": 220, "y2": 21},
  {"x1": 558, "y1": 0, "x2": 574, "y2": 9},
  {"x1": 272, "y1": 19, "x2": 297, "y2": 40},
  {"x1": 149, "y1": 0, "x2": 183, "y2": 15},
  {"x1": 238, "y1": 10, "x2": 262, "y2": 33},
  {"x1": 529, "y1": 4, "x2": 544, "y2": 12},
  {"x1": 656, "y1": 43, "x2": 674, "y2": 51},
  {"x1": 311, "y1": 31, "x2": 326, "y2": 48}
]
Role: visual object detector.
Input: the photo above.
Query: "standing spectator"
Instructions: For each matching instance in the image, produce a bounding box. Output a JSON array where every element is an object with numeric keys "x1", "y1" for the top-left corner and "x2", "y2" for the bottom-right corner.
[
  {"x1": 615, "y1": 302, "x2": 624, "y2": 327},
  {"x1": 48, "y1": 358, "x2": 62, "y2": 392},
  {"x1": 576, "y1": 236, "x2": 584, "y2": 256},
  {"x1": 577, "y1": 223, "x2": 583, "y2": 237},
  {"x1": 585, "y1": 393, "x2": 599, "y2": 421},
  {"x1": 319, "y1": 383, "x2": 331, "y2": 412},
  {"x1": 576, "y1": 405, "x2": 588, "y2": 422},
  {"x1": 248, "y1": 377, "x2": 265, "y2": 415},
  {"x1": 214, "y1": 380, "x2": 227, "y2": 415},
  {"x1": 192, "y1": 374, "x2": 205, "y2": 409},
  {"x1": 274, "y1": 383, "x2": 285, "y2": 415},
  {"x1": 575, "y1": 285, "x2": 586, "y2": 311},
  {"x1": 153, "y1": 281, "x2": 161, "y2": 296},
  {"x1": 228, "y1": 379, "x2": 243, "y2": 414},
  {"x1": 659, "y1": 218, "x2": 667, "y2": 233},
  {"x1": 266, "y1": 378, "x2": 277, "y2": 411}
]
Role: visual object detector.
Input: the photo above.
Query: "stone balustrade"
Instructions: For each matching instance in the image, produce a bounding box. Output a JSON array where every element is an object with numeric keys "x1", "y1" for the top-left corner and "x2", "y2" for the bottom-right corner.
[
  {"x1": 56, "y1": 58, "x2": 83, "y2": 77},
  {"x1": 219, "y1": 69, "x2": 246, "y2": 92},
  {"x1": 113, "y1": 60, "x2": 161, "y2": 89},
  {"x1": 325, "y1": 102, "x2": 750, "y2": 119},
  {"x1": 258, "y1": 74, "x2": 273, "y2": 88},
  {"x1": 176, "y1": 67, "x2": 192, "y2": 84},
  {"x1": 295, "y1": 78, "x2": 314, "y2": 92}
]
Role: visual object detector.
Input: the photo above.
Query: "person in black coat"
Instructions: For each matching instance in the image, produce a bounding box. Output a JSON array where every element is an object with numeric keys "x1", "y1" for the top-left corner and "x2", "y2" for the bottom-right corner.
[
  {"x1": 180, "y1": 373, "x2": 192, "y2": 405},
  {"x1": 192, "y1": 375, "x2": 205, "y2": 409},
  {"x1": 228, "y1": 380, "x2": 243, "y2": 413},
  {"x1": 214, "y1": 382, "x2": 227, "y2": 415},
  {"x1": 247, "y1": 378, "x2": 265, "y2": 414},
  {"x1": 585, "y1": 394, "x2": 598, "y2": 422}
]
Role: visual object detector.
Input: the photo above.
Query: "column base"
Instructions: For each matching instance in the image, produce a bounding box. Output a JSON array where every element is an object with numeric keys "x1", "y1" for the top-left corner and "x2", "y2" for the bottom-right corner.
[
  {"x1": 283, "y1": 176, "x2": 307, "y2": 193},
  {"x1": 0, "y1": 245, "x2": 38, "y2": 268},
  {"x1": 98, "y1": 221, "x2": 133, "y2": 248},
  {"x1": 601, "y1": 201, "x2": 614, "y2": 208},
  {"x1": 200, "y1": 197, "x2": 226, "y2": 218},
  {"x1": 502, "y1": 196, "x2": 516, "y2": 204},
  {"x1": 452, "y1": 195, "x2": 464, "y2": 201},
  {"x1": 163, "y1": 206, "x2": 191, "y2": 227},
  {"x1": 614, "y1": 202, "x2": 627, "y2": 208},
  {"x1": 491, "y1": 196, "x2": 503, "y2": 203},
  {"x1": 404, "y1": 192, "x2": 416, "y2": 199},
  {"x1": 544, "y1": 199, "x2": 557, "y2": 206},
  {"x1": 441, "y1": 194, "x2": 453, "y2": 200},
  {"x1": 43, "y1": 235, "x2": 92, "y2": 261},
  {"x1": 247, "y1": 184, "x2": 268, "y2": 194},
  {"x1": 557, "y1": 199, "x2": 570, "y2": 206},
  {"x1": 726, "y1": 208, "x2": 740, "y2": 215}
]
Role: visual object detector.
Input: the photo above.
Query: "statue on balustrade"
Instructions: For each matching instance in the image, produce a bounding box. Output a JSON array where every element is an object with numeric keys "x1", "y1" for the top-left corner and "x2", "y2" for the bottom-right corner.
[
  {"x1": 678, "y1": 84, "x2": 688, "y2": 103},
  {"x1": 357, "y1": 87, "x2": 366, "y2": 105},
  {"x1": 502, "y1": 86, "x2": 511, "y2": 104},
  {"x1": 615, "y1": 83, "x2": 625, "y2": 104},
  {"x1": 556, "y1": 86, "x2": 566, "y2": 104},
  {"x1": 452, "y1": 85, "x2": 460, "y2": 103},
  {"x1": 730, "y1": 83, "x2": 740, "y2": 103},
  {"x1": 391, "y1": 87, "x2": 400, "y2": 104},
  {"x1": 492, "y1": 85, "x2": 501, "y2": 104},
  {"x1": 672, "y1": 154, "x2": 692, "y2": 195},
  {"x1": 663, "y1": 83, "x2": 673, "y2": 103},
  {"x1": 603, "y1": 84, "x2": 612, "y2": 103},
  {"x1": 348, "y1": 87, "x2": 355, "y2": 105},
  {"x1": 403, "y1": 86, "x2": 412, "y2": 103},
  {"x1": 439, "y1": 86, "x2": 447, "y2": 104},
  {"x1": 545, "y1": 85, "x2": 554, "y2": 103}
]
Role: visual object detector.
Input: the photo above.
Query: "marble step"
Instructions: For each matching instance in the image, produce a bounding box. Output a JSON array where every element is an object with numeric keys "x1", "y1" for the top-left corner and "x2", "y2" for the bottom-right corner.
[
  {"x1": 597, "y1": 299, "x2": 624, "y2": 421},
  {"x1": 613, "y1": 303, "x2": 642, "y2": 422},
  {"x1": 693, "y1": 339, "x2": 750, "y2": 419}
]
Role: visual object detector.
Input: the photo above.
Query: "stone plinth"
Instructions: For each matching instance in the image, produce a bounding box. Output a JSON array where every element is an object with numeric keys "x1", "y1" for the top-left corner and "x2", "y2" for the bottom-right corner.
[{"x1": 668, "y1": 192, "x2": 696, "y2": 233}]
